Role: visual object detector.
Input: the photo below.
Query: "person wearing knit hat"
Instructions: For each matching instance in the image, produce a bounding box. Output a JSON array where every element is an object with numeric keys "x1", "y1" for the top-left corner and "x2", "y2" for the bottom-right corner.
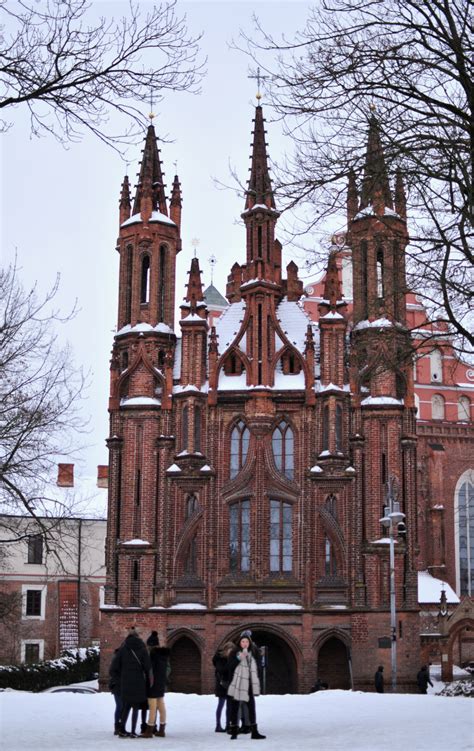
[
  {"x1": 227, "y1": 635, "x2": 266, "y2": 740},
  {"x1": 140, "y1": 632, "x2": 170, "y2": 738}
]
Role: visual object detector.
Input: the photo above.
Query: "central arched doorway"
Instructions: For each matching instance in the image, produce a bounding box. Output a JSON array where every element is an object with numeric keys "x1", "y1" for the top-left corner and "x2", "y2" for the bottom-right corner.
[
  {"x1": 317, "y1": 636, "x2": 351, "y2": 689},
  {"x1": 227, "y1": 628, "x2": 298, "y2": 694},
  {"x1": 169, "y1": 635, "x2": 201, "y2": 693}
]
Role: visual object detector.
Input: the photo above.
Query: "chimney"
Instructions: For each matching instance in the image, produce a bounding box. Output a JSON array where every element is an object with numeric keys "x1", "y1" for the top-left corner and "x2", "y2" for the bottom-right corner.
[
  {"x1": 57, "y1": 463, "x2": 74, "y2": 487},
  {"x1": 97, "y1": 465, "x2": 109, "y2": 489}
]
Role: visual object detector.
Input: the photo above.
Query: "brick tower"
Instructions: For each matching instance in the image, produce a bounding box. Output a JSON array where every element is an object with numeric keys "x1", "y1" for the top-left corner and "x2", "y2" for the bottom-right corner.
[{"x1": 100, "y1": 108, "x2": 420, "y2": 694}]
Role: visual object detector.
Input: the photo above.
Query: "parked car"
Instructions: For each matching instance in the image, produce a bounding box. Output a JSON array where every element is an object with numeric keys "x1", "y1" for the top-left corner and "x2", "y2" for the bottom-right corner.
[
  {"x1": 462, "y1": 662, "x2": 474, "y2": 675},
  {"x1": 42, "y1": 683, "x2": 97, "y2": 694}
]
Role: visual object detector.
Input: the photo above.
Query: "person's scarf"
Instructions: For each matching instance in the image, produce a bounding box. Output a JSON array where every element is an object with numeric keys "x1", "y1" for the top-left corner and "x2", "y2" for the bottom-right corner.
[{"x1": 227, "y1": 651, "x2": 260, "y2": 703}]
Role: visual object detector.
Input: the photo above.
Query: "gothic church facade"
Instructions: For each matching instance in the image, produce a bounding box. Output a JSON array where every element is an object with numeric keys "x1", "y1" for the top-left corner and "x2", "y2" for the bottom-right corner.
[{"x1": 100, "y1": 106, "x2": 421, "y2": 693}]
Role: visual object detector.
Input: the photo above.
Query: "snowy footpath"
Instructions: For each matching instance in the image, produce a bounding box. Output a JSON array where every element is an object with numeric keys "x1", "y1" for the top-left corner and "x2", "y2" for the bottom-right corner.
[{"x1": 0, "y1": 689, "x2": 473, "y2": 751}]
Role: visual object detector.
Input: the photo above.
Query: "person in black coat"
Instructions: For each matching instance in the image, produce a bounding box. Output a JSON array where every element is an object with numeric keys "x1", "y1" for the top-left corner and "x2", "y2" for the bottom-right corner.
[
  {"x1": 109, "y1": 627, "x2": 152, "y2": 738},
  {"x1": 416, "y1": 665, "x2": 433, "y2": 694},
  {"x1": 212, "y1": 641, "x2": 234, "y2": 732},
  {"x1": 108, "y1": 648, "x2": 122, "y2": 735},
  {"x1": 140, "y1": 631, "x2": 170, "y2": 738},
  {"x1": 374, "y1": 665, "x2": 384, "y2": 693}
]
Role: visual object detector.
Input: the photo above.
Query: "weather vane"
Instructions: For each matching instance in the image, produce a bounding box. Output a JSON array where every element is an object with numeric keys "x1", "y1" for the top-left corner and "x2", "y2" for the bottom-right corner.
[
  {"x1": 148, "y1": 89, "x2": 155, "y2": 122},
  {"x1": 191, "y1": 237, "x2": 200, "y2": 258},
  {"x1": 248, "y1": 67, "x2": 268, "y2": 102},
  {"x1": 173, "y1": 160, "x2": 178, "y2": 174},
  {"x1": 208, "y1": 254, "x2": 217, "y2": 285}
]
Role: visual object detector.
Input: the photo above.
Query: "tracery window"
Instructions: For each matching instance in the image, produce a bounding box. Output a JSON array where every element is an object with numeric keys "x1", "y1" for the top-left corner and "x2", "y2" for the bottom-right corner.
[
  {"x1": 272, "y1": 421, "x2": 294, "y2": 480},
  {"x1": 324, "y1": 536, "x2": 337, "y2": 577},
  {"x1": 456, "y1": 473, "x2": 474, "y2": 596},
  {"x1": 270, "y1": 500, "x2": 293, "y2": 573},
  {"x1": 185, "y1": 535, "x2": 198, "y2": 575},
  {"x1": 230, "y1": 420, "x2": 250, "y2": 479},
  {"x1": 229, "y1": 500, "x2": 250, "y2": 572},
  {"x1": 186, "y1": 494, "x2": 198, "y2": 518}
]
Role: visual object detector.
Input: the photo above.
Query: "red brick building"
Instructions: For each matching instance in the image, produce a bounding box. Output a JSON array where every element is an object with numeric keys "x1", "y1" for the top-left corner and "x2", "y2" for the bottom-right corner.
[{"x1": 100, "y1": 106, "x2": 472, "y2": 693}]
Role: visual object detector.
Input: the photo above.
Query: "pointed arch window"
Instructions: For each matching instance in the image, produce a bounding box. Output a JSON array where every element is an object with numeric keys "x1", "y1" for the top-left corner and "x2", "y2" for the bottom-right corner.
[
  {"x1": 229, "y1": 500, "x2": 250, "y2": 572},
  {"x1": 124, "y1": 245, "x2": 133, "y2": 324},
  {"x1": 455, "y1": 473, "x2": 474, "y2": 596},
  {"x1": 230, "y1": 420, "x2": 250, "y2": 479},
  {"x1": 182, "y1": 405, "x2": 189, "y2": 450},
  {"x1": 325, "y1": 494, "x2": 337, "y2": 520},
  {"x1": 270, "y1": 500, "x2": 293, "y2": 572},
  {"x1": 432, "y1": 394, "x2": 445, "y2": 420},
  {"x1": 335, "y1": 403, "x2": 343, "y2": 452},
  {"x1": 186, "y1": 494, "x2": 198, "y2": 518},
  {"x1": 140, "y1": 254, "x2": 150, "y2": 304},
  {"x1": 158, "y1": 245, "x2": 166, "y2": 322},
  {"x1": 376, "y1": 247, "x2": 384, "y2": 298},
  {"x1": 458, "y1": 396, "x2": 470, "y2": 422},
  {"x1": 185, "y1": 535, "x2": 198, "y2": 575},
  {"x1": 272, "y1": 421, "x2": 294, "y2": 480}
]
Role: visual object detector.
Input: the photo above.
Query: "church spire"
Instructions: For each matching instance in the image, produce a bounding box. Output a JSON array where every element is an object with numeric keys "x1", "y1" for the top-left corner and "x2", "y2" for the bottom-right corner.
[
  {"x1": 321, "y1": 251, "x2": 344, "y2": 313},
  {"x1": 183, "y1": 256, "x2": 205, "y2": 315},
  {"x1": 359, "y1": 115, "x2": 393, "y2": 214},
  {"x1": 245, "y1": 105, "x2": 275, "y2": 210},
  {"x1": 132, "y1": 124, "x2": 168, "y2": 218},
  {"x1": 119, "y1": 174, "x2": 131, "y2": 225}
]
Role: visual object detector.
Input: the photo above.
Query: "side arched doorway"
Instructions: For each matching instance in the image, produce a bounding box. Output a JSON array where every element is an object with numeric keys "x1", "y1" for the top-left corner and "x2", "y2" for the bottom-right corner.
[
  {"x1": 317, "y1": 636, "x2": 351, "y2": 690},
  {"x1": 169, "y1": 635, "x2": 202, "y2": 693},
  {"x1": 230, "y1": 629, "x2": 298, "y2": 694}
]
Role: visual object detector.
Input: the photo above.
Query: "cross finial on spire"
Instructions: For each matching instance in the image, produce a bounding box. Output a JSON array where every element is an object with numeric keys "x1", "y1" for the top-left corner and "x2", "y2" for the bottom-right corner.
[
  {"x1": 148, "y1": 89, "x2": 155, "y2": 122},
  {"x1": 173, "y1": 159, "x2": 178, "y2": 174},
  {"x1": 191, "y1": 237, "x2": 200, "y2": 258},
  {"x1": 208, "y1": 254, "x2": 217, "y2": 284},
  {"x1": 248, "y1": 67, "x2": 268, "y2": 102}
]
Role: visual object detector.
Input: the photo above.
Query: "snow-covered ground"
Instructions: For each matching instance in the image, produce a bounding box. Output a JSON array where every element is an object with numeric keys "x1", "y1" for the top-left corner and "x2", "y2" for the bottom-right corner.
[{"x1": 1, "y1": 686, "x2": 472, "y2": 751}]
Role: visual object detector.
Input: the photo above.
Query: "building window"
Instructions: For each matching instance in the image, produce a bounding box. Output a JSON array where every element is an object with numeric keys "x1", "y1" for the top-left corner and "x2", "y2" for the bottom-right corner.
[
  {"x1": 21, "y1": 640, "x2": 44, "y2": 664},
  {"x1": 158, "y1": 245, "x2": 166, "y2": 322},
  {"x1": 455, "y1": 472, "x2": 474, "y2": 596},
  {"x1": 458, "y1": 396, "x2": 471, "y2": 422},
  {"x1": 140, "y1": 254, "x2": 150, "y2": 304},
  {"x1": 376, "y1": 247, "x2": 384, "y2": 298},
  {"x1": 27, "y1": 535, "x2": 43, "y2": 564},
  {"x1": 230, "y1": 420, "x2": 250, "y2": 479},
  {"x1": 324, "y1": 536, "x2": 337, "y2": 577},
  {"x1": 186, "y1": 494, "x2": 198, "y2": 518},
  {"x1": 335, "y1": 403, "x2": 343, "y2": 452},
  {"x1": 325, "y1": 494, "x2": 337, "y2": 520},
  {"x1": 432, "y1": 394, "x2": 445, "y2": 420},
  {"x1": 270, "y1": 500, "x2": 293, "y2": 573},
  {"x1": 182, "y1": 405, "x2": 189, "y2": 451},
  {"x1": 124, "y1": 245, "x2": 133, "y2": 324},
  {"x1": 194, "y1": 405, "x2": 201, "y2": 452},
  {"x1": 22, "y1": 585, "x2": 46, "y2": 619},
  {"x1": 322, "y1": 404, "x2": 329, "y2": 452},
  {"x1": 272, "y1": 421, "x2": 294, "y2": 480},
  {"x1": 229, "y1": 500, "x2": 250, "y2": 572},
  {"x1": 430, "y1": 349, "x2": 443, "y2": 383}
]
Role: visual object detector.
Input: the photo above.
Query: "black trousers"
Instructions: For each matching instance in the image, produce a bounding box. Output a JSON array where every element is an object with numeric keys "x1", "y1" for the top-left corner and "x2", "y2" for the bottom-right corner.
[{"x1": 229, "y1": 694, "x2": 256, "y2": 726}]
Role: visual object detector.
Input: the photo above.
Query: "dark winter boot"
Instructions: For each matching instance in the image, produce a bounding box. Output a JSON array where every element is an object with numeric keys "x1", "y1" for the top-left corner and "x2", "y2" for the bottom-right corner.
[
  {"x1": 157, "y1": 723, "x2": 166, "y2": 737},
  {"x1": 140, "y1": 724, "x2": 154, "y2": 738},
  {"x1": 215, "y1": 723, "x2": 226, "y2": 732},
  {"x1": 152, "y1": 725, "x2": 159, "y2": 736},
  {"x1": 117, "y1": 723, "x2": 130, "y2": 738},
  {"x1": 230, "y1": 725, "x2": 239, "y2": 740},
  {"x1": 239, "y1": 725, "x2": 251, "y2": 734},
  {"x1": 114, "y1": 722, "x2": 120, "y2": 736},
  {"x1": 250, "y1": 724, "x2": 266, "y2": 740},
  {"x1": 140, "y1": 722, "x2": 148, "y2": 734}
]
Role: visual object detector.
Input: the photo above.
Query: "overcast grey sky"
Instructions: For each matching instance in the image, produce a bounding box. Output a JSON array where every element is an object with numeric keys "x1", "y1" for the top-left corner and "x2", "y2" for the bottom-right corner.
[{"x1": 1, "y1": 0, "x2": 332, "y2": 478}]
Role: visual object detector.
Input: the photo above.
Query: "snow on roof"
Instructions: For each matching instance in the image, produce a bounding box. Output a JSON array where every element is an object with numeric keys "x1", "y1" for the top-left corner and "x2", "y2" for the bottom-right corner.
[
  {"x1": 200, "y1": 464, "x2": 212, "y2": 472},
  {"x1": 172, "y1": 384, "x2": 208, "y2": 395},
  {"x1": 180, "y1": 313, "x2": 206, "y2": 322},
  {"x1": 121, "y1": 210, "x2": 176, "y2": 228},
  {"x1": 116, "y1": 321, "x2": 174, "y2": 337},
  {"x1": 353, "y1": 205, "x2": 401, "y2": 221},
  {"x1": 168, "y1": 603, "x2": 206, "y2": 610},
  {"x1": 120, "y1": 396, "x2": 161, "y2": 407},
  {"x1": 320, "y1": 311, "x2": 345, "y2": 319},
  {"x1": 214, "y1": 300, "x2": 246, "y2": 352},
  {"x1": 122, "y1": 539, "x2": 150, "y2": 546},
  {"x1": 319, "y1": 382, "x2": 344, "y2": 392},
  {"x1": 276, "y1": 298, "x2": 312, "y2": 353},
  {"x1": 361, "y1": 396, "x2": 403, "y2": 406},
  {"x1": 310, "y1": 465, "x2": 323, "y2": 473},
  {"x1": 273, "y1": 370, "x2": 305, "y2": 390},
  {"x1": 418, "y1": 571, "x2": 459, "y2": 604},
  {"x1": 166, "y1": 463, "x2": 182, "y2": 473},
  {"x1": 218, "y1": 371, "x2": 248, "y2": 390},
  {"x1": 353, "y1": 317, "x2": 395, "y2": 331}
]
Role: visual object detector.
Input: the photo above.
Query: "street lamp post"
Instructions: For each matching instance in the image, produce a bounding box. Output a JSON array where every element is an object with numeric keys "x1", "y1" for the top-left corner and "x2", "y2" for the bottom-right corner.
[{"x1": 380, "y1": 476, "x2": 405, "y2": 692}]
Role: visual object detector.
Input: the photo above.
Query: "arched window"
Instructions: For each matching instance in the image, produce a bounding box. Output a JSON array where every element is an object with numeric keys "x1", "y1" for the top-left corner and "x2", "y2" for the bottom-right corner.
[
  {"x1": 185, "y1": 535, "x2": 197, "y2": 575},
  {"x1": 140, "y1": 254, "x2": 150, "y2": 304},
  {"x1": 186, "y1": 494, "x2": 198, "y2": 518},
  {"x1": 270, "y1": 500, "x2": 293, "y2": 572},
  {"x1": 158, "y1": 245, "x2": 166, "y2": 322},
  {"x1": 224, "y1": 352, "x2": 243, "y2": 376},
  {"x1": 455, "y1": 472, "x2": 474, "y2": 596},
  {"x1": 335, "y1": 403, "x2": 343, "y2": 452},
  {"x1": 458, "y1": 396, "x2": 471, "y2": 422},
  {"x1": 121, "y1": 351, "x2": 129, "y2": 371},
  {"x1": 325, "y1": 494, "x2": 337, "y2": 520},
  {"x1": 322, "y1": 404, "x2": 330, "y2": 452},
  {"x1": 230, "y1": 420, "x2": 250, "y2": 479},
  {"x1": 158, "y1": 350, "x2": 165, "y2": 369},
  {"x1": 432, "y1": 394, "x2": 445, "y2": 420},
  {"x1": 324, "y1": 536, "x2": 337, "y2": 577},
  {"x1": 272, "y1": 421, "x2": 294, "y2": 480},
  {"x1": 430, "y1": 349, "x2": 443, "y2": 383},
  {"x1": 182, "y1": 405, "x2": 189, "y2": 450},
  {"x1": 229, "y1": 500, "x2": 250, "y2": 572},
  {"x1": 131, "y1": 558, "x2": 140, "y2": 606},
  {"x1": 194, "y1": 405, "x2": 201, "y2": 452},
  {"x1": 376, "y1": 247, "x2": 384, "y2": 298}
]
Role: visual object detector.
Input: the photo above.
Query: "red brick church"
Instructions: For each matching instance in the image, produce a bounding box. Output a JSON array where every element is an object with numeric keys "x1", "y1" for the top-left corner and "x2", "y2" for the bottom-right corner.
[{"x1": 100, "y1": 103, "x2": 473, "y2": 693}]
